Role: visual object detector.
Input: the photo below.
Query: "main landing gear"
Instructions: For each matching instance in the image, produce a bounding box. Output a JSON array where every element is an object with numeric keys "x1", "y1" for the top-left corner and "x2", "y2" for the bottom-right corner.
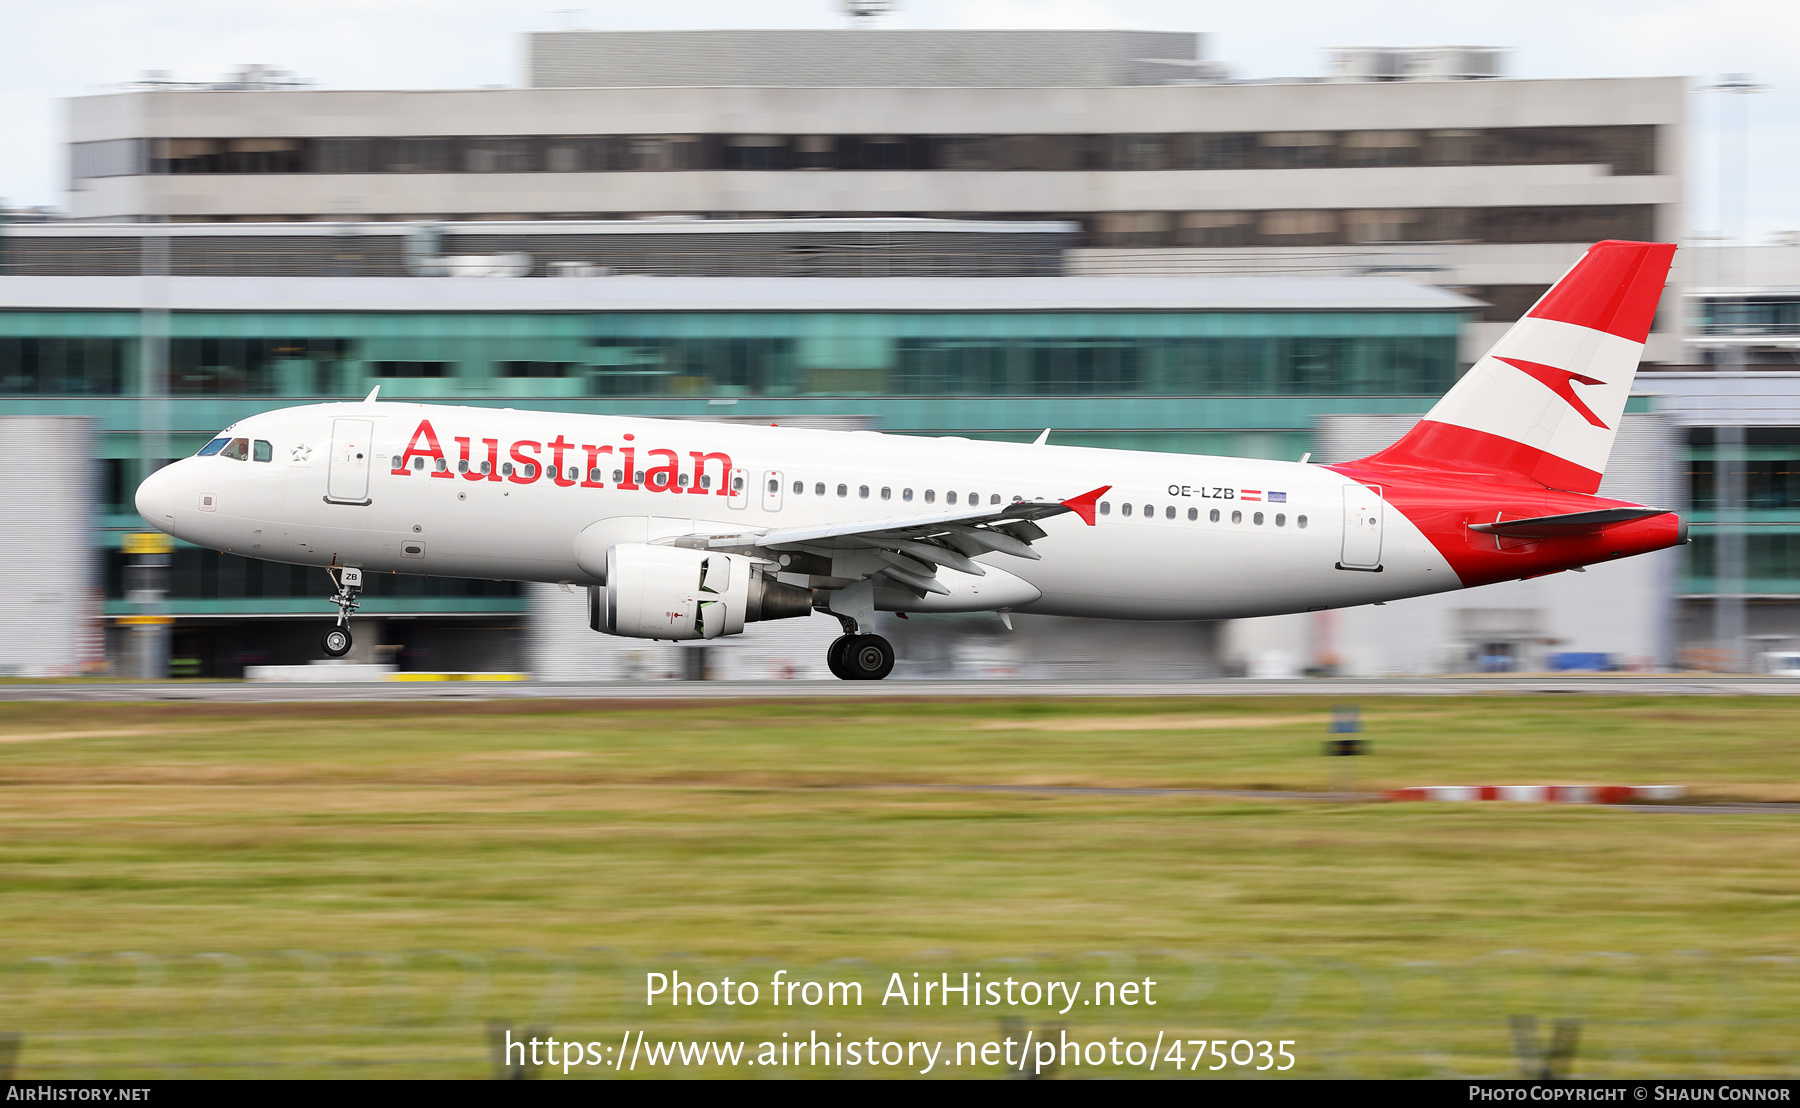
[
  {"x1": 822, "y1": 580, "x2": 894, "y2": 680},
  {"x1": 321, "y1": 566, "x2": 363, "y2": 658},
  {"x1": 827, "y1": 633, "x2": 895, "y2": 681}
]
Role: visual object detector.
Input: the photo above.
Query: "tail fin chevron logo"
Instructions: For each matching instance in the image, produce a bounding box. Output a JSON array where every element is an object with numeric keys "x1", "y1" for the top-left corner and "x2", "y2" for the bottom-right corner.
[
  {"x1": 1349, "y1": 240, "x2": 1676, "y2": 494},
  {"x1": 1493, "y1": 357, "x2": 1611, "y2": 429}
]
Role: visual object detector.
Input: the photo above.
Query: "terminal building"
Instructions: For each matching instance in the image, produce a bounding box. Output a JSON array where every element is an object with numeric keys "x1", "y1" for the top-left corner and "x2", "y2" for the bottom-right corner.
[
  {"x1": 63, "y1": 31, "x2": 1687, "y2": 366},
  {"x1": 0, "y1": 28, "x2": 1792, "y2": 677}
]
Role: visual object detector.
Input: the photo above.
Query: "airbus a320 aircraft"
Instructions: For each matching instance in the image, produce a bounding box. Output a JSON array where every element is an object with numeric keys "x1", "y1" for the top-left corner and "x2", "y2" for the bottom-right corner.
[{"x1": 136, "y1": 240, "x2": 1682, "y2": 680}]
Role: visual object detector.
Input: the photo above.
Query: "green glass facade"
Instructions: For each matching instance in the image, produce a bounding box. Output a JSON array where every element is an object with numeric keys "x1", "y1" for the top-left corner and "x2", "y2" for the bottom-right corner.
[{"x1": 0, "y1": 309, "x2": 1463, "y2": 399}]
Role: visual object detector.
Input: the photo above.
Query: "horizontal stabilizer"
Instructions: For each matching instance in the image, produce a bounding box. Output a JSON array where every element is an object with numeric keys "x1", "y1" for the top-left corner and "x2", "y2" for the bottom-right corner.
[{"x1": 1468, "y1": 506, "x2": 1671, "y2": 538}]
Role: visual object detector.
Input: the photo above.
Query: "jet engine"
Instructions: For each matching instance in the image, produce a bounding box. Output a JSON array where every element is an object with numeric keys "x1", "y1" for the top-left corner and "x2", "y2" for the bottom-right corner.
[{"x1": 590, "y1": 544, "x2": 814, "y2": 640}]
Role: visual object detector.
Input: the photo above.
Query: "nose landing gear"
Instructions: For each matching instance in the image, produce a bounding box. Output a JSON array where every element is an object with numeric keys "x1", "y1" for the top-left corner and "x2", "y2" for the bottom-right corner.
[{"x1": 321, "y1": 566, "x2": 363, "y2": 658}]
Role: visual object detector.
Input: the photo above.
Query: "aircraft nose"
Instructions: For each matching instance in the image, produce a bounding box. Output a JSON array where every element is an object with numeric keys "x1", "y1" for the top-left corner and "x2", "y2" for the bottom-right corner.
[{"x1": 134, "y1": 462, "x2": 183, "y2": 529}]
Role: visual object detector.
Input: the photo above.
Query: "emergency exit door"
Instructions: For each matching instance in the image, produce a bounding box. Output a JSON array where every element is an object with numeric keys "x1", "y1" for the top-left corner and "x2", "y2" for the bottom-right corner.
[
  {"x1": 326, "y1": 418, "x2": 374, "y2": 504},
  {"x1": 1338, "y1": 484, "x2": 1384, "y2": 570}
]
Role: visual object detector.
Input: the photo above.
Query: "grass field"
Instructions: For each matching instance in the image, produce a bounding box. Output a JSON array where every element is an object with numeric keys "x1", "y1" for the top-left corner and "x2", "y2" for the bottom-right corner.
[{"x1": 0, "y1": 695, "x2": 1796, "y2": 1079}]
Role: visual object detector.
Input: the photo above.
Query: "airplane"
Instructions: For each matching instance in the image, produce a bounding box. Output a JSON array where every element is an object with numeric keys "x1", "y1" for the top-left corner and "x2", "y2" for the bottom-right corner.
[{"x1": 135, "y1": 239, "x2": 1683, "y2": 680}]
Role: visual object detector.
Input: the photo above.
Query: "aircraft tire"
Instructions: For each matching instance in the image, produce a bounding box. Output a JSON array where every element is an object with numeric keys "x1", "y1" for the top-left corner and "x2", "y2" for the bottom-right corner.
[
  {"x1": 321, "y1": 626, "x2": 353, "y2": 658},
  {"x1": 841, "y1": 634, "x2": 895, "y2": 681},
  {"x1": 826, "y1": 635, "x2": 854, "y2": 680}
]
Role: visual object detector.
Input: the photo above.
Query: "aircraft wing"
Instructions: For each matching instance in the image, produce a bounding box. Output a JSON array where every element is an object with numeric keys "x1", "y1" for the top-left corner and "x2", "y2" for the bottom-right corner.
[
  {"x1": 687, "y1": 485, "x2": 1110, "y2": 597},
  {"x1": 1467, "y1": 506, "x2": 1672, "y2": 538}
]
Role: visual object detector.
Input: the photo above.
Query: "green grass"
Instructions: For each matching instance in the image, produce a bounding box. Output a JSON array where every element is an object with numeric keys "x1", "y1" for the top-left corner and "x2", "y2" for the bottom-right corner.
[{"x1": 0, "y1": 696, "x2": 1796, "y2": 1078}]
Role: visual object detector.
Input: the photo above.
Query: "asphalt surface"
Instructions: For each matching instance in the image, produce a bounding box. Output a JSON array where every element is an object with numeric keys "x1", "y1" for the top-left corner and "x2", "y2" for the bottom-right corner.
[{"x1": 3, "y1": 675, "x2": 1799, "y2": 701}]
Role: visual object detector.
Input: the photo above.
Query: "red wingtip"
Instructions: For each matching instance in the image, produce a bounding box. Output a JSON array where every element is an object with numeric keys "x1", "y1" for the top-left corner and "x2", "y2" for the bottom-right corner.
[{"x1": 1061, "y1": 485, "x2": 1111, "y2": 526}]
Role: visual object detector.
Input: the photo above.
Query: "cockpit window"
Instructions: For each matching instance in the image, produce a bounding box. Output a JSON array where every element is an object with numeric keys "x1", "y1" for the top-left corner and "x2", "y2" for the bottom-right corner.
[
  {"x1": 220, "y1": 438, "x2": 250, "y2": 461},
  {"x1": 253, "y1": 440, "x2": 273, "y2": 463},
  {"x1": 196, "y1": 437, "x2": 229, "y2": 457}
]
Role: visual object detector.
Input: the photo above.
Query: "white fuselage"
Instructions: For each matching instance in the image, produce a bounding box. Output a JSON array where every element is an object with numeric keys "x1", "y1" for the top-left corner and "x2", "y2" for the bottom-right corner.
[{"x1": 136, "y1": 400, "x2": 1463, "y2": 621}]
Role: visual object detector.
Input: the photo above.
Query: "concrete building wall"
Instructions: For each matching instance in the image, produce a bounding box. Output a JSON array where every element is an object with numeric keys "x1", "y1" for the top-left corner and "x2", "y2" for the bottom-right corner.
[
  {"x1": 0, "y1": 417, "x2": 100, "y2": 676},
  {"x1": 528, "y1": 30, "x2": 1208, "y2": 89}
]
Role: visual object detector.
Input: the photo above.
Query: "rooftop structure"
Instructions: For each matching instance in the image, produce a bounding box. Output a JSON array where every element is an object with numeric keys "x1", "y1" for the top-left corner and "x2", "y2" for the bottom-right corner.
[{"x1": 526, "y1": 30, "x2": 1217, "y2": 88}]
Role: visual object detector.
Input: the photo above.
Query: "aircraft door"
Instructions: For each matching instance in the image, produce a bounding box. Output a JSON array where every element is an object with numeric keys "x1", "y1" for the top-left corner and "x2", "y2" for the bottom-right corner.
[
  {"x1": 1339, "y1": 484, "x2": 1383, "y2": 570},
  {"x1": 727, "y1": 467, "x2": 748, "y2": 510},
  {"x1": 761, "y1": 470, "x2": 783, "y2": 512},
  {"x1": 326, "y1": 418, "x2": 375, "y2": 504}
]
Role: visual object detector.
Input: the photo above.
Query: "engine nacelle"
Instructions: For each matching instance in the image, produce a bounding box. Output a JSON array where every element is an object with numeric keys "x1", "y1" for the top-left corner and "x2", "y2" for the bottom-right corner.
[{"x1": 591, "y1": 544, "x2": 813, "y2": 641}]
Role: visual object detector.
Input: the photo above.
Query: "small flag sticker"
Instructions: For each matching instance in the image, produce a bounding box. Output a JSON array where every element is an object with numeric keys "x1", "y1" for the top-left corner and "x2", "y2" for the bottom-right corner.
[
  {"x1": 1240, "y1": 489, "x2": 1262, "y2": 502},
  {"x1": 1269, "y1": 491, "x2": 1287, "y2": 503}
]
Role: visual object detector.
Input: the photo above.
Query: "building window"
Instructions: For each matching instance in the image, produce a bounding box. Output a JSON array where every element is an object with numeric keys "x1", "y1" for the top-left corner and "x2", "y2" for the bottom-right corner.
[
  {"x1": 116, "y1": 125, "x2": 1659, "y2": 179},
  {"x1": 370, "y1": 361, "x2": 453, "y2": 379},
  {"x1": 0, "y1": 337, "x2": 126, "y2": 396},
  {"x1": 499, "y1": 361, "x2": 577, "y2": 378}
]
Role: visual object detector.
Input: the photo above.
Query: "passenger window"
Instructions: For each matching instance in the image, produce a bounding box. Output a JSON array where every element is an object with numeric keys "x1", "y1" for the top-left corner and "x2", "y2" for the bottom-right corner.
[
  {"x1": 1099, "y1": 501, "x2": 1111, "y2": 515},
  {"x1": 903, "y1": 488, "x2": 914, "y2": 502},
  {"x1": 947, "y1": 491, "x2": 958, "y2": 505},
  {"x1": 924, "y1": 490, "x2": 936, "y2": 503},
  {"x1": 196, "y1": 437, "x2": 229, "y2": 457},
  {"x1": 502, "y1": 462, "x2": 514, "y2": 477},
  {"x1": 837, "y1": 483, "x2": 847, "y2": 497},
  {"x1": 1188, "y1": 507, "x2": 1197, "y2": 520},
  {"x1": 1231, "y1": 510, "x2": 1242, "y2": 524},
  {"x1": 859, "y1": 485, "x2": 869, "y2": 499},
  {"x1": 1165, "y1": 505, "x2": 1175, "y2": 519},
  {"x1": 793, "y1": 480, "x2": 803, "y2": 494},
  {"x1": 458, "y1": 460, "x2": 469, "y2": 473},
  {"x1": 815, "y1": 482, "x2": 825, "y2": 496},
  {"x1": 413, "y1": 457, "x2": 425, "y2": 470},
  {"x1": 593, "y1": 468, "x2": 605, "y2": 482},
  {"x1": 1253, "y1": 512, "x2": 1264, "y2": 525},
  {"x1": 1210, "y1": 509, "x2": 1220, "y2": 522},
  {"x1": 1142, "y1": 504, "x2": 1152, "y2": 517},
  {"x1": 880, "y1": 487, "x2": 891, "y2": 500},
  {"x1": 1297, "y1": 514, "x2": 1308, "y2": 529},
  {"x1": 991, "y1": 494, "x2": 1001, "y2": 505},
  {"x1": 1276, "y1": 513, "x2": 1286, "y2": 527},
  {"x1": 768, "y1": 478, "x2": 779, "y2": 493},
  {"x1": 221, "y1": 438, "x2": 250, "y2": 461},
  {"x1": 1121, "y1": 503, "x2": 1133, "y2": 517},
  {"x1": 253, "y1": 440, "x2": 273, "y2": 463},
  {"x1": 678, "y1": 473, "x2": 690, "y2": 488},
  {"x1": 436, "y1": 458, "x2": 448, "y2": 472}
]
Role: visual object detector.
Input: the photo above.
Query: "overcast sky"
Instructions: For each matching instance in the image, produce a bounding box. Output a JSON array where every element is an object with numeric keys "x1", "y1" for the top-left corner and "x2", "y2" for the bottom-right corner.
[{"x1": 2, "y1": 0, "x2": 1795, "y2": 238}]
